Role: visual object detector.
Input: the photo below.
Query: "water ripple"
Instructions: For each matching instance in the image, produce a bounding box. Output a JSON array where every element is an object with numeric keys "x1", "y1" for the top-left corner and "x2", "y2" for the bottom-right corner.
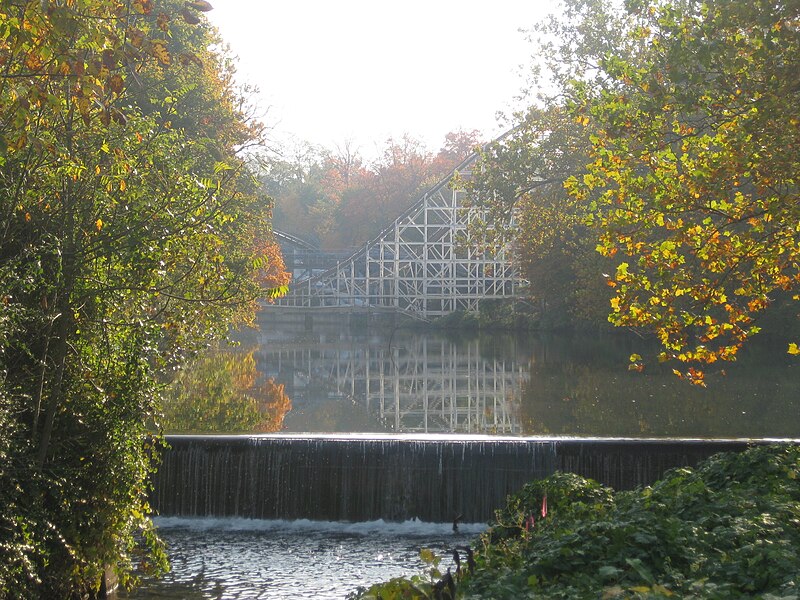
[{"x1": 124, "y1": 518, "x2": 484, "y2": 599}]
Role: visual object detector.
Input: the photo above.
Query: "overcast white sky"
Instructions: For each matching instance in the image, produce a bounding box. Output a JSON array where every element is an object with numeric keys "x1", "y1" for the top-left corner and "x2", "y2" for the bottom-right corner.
[{"x1": 207, "y1": 1, "x2": 559, "y2": 158}]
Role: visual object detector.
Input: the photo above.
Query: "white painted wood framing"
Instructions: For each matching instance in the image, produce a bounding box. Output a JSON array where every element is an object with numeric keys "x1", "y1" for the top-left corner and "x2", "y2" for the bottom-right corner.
[{"x1": 278, "y1": 153, "x2": 520, "y2": 318}]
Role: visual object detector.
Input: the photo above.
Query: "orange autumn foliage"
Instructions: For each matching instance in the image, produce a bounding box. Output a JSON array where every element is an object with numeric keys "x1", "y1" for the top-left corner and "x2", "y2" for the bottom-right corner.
[
  {"x1": 254, "y1": 238, "x2": 291, "y2": 300},
  {"x1": 254, "y1": 378, "x2": 292, "y2": 433}
]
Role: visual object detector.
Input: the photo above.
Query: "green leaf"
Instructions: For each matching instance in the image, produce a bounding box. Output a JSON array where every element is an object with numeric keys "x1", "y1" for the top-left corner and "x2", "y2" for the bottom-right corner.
[
  {"x1": 625, "y1": 558, "x2": 654, "y2": 584},
  {"x1": 598, "y1": 565, "x2": 621, "y2": 579}
]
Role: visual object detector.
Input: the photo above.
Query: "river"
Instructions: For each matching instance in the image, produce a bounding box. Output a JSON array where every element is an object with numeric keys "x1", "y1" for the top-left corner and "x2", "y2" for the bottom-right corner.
[{"x1": 126, "y1": 310, "x2": 798, "y2": 598}]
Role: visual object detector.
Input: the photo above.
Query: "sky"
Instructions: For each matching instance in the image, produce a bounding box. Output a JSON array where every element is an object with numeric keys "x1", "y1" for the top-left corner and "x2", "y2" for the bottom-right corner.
[{"x1": 206, "y1": 1, "x2": 559, "y2": 159}]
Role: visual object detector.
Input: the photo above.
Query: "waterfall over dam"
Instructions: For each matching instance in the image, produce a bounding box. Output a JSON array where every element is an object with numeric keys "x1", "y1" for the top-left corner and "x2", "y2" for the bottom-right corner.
[{"x1": 151, "y1": 435, "x2": 775, "y2": 523}]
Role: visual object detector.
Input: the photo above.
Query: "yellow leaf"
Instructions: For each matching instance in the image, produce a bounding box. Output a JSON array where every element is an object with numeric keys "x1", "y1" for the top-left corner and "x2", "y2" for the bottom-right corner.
[
  {"x1": 652, "y1": 584, "x2": 674, "y2": 596},
  {"x1": 419, "y1": 548, "x2": 435, "y2": 564},
  {"x1": 150, "y1": 39, "x2": 171, "y2": 65},
  {"x1": 95, "y1": 219, "x2": 103, "y2": 231},
  {"x1": 788, "y1": 343, "x2": 800, "y2": 356}
]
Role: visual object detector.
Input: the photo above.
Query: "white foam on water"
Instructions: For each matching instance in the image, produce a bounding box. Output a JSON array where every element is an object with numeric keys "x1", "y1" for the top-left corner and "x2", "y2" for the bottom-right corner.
[
  {"x1": 152, "y1": 515, "x2": 487, "y2": 536},
  {"x1": 126, "y1": 516, "x2": 485, "y2": 598}
]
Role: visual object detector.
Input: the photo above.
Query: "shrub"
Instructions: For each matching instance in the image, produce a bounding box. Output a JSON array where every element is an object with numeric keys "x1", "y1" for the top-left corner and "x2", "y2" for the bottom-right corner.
[{"x1": 351, "y1": 445, "x2": 800, "y2": 599}]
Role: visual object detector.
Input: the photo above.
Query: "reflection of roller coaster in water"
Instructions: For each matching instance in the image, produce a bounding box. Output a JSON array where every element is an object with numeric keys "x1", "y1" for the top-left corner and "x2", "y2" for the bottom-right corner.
[{"x1": 251, "y1": 322, "x2": 526, "y2": 434}]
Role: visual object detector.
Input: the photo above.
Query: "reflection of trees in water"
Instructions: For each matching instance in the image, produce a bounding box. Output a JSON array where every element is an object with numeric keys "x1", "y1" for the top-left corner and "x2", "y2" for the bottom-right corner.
[
  {"x1": 201, "y1": 316, "x2": 798, "y2": 437},
  {"x1": 162, "y1": 347, "x2": 292, "y2": 433},
  {"x1": 255, "y1": 376, "x2": 293, "y2": 433},
  {"x1": 520, "y1": 337, "x2": 800, "y2": 438}
]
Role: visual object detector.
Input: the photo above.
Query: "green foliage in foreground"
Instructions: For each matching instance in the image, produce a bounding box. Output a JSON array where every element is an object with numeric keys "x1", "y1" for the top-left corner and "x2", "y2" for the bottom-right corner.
[
  {"x1": 351, "y1": 445, "x2": 800, "y2": 599},
  {"x1": 0, "y1": 0, "x2": 273, "y2": 596}
]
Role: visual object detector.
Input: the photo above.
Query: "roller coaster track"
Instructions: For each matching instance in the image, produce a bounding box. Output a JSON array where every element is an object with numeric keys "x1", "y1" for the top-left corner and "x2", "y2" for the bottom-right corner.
[{"x1": 275, "y1": 150, "x2": 521, "y2": 319}]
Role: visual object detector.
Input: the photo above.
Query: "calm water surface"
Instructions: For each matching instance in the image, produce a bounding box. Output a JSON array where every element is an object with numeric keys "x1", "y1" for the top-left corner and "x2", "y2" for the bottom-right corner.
[{"x1": 174, "y1": 310, "x2": 799, "y2": 438}]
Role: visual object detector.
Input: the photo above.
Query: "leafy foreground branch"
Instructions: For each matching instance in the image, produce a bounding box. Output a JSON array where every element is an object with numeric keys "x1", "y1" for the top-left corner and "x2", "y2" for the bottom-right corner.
[{"x1": 351, "y1": 445, "x2": 800, "y2": 599}]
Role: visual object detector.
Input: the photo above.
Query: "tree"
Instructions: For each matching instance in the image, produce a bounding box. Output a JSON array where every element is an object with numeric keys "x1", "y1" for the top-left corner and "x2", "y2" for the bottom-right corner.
[
  {"x1": 465, "y1": 0, "x2": 628, "y2": 326},
  {"x1": 254, "y1": 237, "x2": 291, "y2": 297},
  {"x1": 469, "y1": 0, "x2": 799, "y2": 377},
  {"x1": 268, "y1": 132, "x2": 483, "y2": 250},
  {"x1": 0, "y1": 0, "x2": 274, "y2": 594},
  {"x1": 468, "y1": 106, "x2": 617, "y2": 326},
  {"x1": 435, "y1": 129, "x2": 482, "y2": 167},
  {"x1": 567, "y1": 0, "x2": 800, "y2": 382}
]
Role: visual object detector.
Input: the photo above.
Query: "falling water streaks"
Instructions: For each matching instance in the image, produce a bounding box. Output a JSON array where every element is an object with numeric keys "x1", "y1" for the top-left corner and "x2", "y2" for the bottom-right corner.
[{"x1": 150, "y1": 435, "x2": 795, "y2": 522}]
